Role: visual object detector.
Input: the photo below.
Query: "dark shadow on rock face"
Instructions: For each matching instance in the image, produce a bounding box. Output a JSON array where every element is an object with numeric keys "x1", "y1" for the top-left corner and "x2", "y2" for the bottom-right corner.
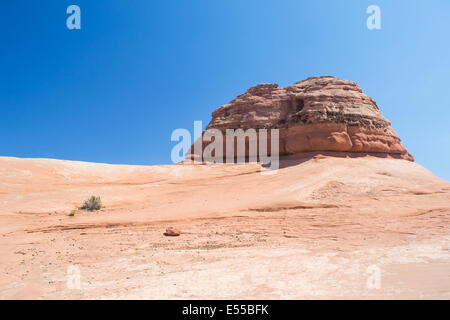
[{"x1": 262, "y1": 151, "x2": 410, "y2": 170}]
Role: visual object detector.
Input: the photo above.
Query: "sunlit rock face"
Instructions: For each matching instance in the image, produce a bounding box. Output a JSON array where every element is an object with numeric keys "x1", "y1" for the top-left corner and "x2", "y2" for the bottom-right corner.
[{"x1": 188, "y1": 76, "x2": 413, "y2": 161}]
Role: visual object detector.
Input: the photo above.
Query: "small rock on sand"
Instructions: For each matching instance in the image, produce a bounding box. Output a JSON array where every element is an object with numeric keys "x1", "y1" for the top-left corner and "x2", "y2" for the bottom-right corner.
[{"x1": 164, "y1": 227, "x2": 181, "y2": 237}]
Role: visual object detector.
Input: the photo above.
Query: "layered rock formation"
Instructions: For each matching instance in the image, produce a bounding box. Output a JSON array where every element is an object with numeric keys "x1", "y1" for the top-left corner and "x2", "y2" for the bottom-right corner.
[{"x1": 189, "y1": 76, "x2": 413, "y2": 161}]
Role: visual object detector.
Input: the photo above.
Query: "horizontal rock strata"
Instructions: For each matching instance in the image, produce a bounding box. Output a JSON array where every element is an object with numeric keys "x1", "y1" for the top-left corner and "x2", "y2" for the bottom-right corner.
[{"x1": 188, "y1": 76, "x2": 413, "y2": 162}]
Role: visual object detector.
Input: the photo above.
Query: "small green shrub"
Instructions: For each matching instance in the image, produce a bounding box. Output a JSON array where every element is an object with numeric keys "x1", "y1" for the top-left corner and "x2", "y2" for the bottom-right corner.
[
  {"x1": 67, "y1": 209, "x2": 78, "y2": 216},
  {"x1": 80, "y1": 196, "x2": 102, "y2": 211}
]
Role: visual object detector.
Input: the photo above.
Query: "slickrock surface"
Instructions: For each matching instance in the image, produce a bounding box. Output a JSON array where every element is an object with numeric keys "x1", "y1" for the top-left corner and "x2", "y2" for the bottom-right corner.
[
  {"x1": 190, "y1": 76, "x2": 413, "y2": 161},
  {"x1": 0, "y1": 155, "x2": 449, "y2": 299}
]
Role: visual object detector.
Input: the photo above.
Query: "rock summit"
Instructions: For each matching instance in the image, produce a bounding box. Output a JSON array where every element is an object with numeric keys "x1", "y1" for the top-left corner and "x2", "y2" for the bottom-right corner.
[{"x1": 189, "y1": 76, "x2": 413, "y2": 161}]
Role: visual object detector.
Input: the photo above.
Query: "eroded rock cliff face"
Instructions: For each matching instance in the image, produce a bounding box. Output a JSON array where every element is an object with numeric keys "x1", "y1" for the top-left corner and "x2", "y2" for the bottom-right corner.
[{"x1": 189, "y1": 76, "x2": 413, "y2": 161}]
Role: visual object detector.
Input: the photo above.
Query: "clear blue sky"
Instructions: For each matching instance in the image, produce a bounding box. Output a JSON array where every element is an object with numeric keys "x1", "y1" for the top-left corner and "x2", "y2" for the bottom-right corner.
[{"x1": 1, "y1": 1, "x2": 449, "y2": 180}]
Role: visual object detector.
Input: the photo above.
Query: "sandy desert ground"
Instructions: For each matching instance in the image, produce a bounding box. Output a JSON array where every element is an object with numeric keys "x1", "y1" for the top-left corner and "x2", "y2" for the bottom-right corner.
[{"x1": 0, "y1": 154, "x2": 449, "y2": 299}]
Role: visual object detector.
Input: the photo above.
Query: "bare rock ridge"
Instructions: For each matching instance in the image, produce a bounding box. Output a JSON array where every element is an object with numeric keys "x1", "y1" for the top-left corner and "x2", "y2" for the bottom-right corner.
[{"x1": 188, "y1": 76, "x2": 413, "y2": 161}]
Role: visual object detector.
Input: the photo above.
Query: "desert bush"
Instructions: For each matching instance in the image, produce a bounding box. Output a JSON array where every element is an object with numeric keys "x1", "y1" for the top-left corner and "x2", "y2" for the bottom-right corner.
[
  {"x1": 67, "y1": 209, "x2": 78, "y2": 216},
  {"x1": 80, "y1": 196, "x2": 102, "y2": 211}
]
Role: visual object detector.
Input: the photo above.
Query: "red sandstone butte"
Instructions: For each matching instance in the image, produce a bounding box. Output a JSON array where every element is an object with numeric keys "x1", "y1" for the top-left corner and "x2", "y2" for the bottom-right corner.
[{"x1": 188, "y1": 76, "x2": 413, "y2": 161}]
